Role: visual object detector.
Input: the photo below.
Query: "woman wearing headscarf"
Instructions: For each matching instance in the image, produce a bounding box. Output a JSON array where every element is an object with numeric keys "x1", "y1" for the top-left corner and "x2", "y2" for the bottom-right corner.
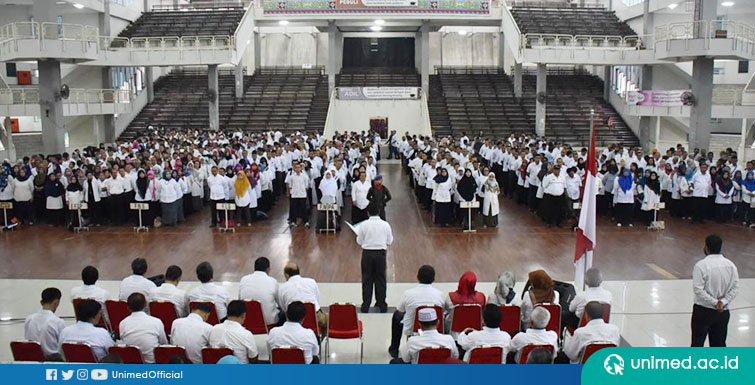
[
  {"x1": 188, "y1": 163, "x2": 204, "y2": 214},
  {"x1": 714, "y1": 170, "x2": 734, "y2": 223},
  {"x1": 433, "y1": 168, "x2": 454, "y2": 226},
  {"x1": 33, "y1": 162, "x2": 48, "y2": 221},
  {"x1": 258, "y1": 158, "x2": 274, "y2": 213},
  {"x1": 487, "y1": 271, "x2": 521, "y2": 307},
  {"x1": 44, "y1": 174, "x2": 65, "y2": 226},
  {"x1": 173, "y1": 169, "x2": 187, "y2": 222},
  {"x1": 65, "y1": 176, "x2": 84, "y2": 228},
  {"x1": 731, "y1": 170, "x2": 745, "y2": 224},
  {"x1": 367, "y1": 174, "x2": 392, "y2": 220},
  {"x1": 641, "y1": 171, "x2": 661, "y2": 226},
  {"x1": 158, "y1": 170, "x2": 182, "y2": 226},
  {"x1": 456, "y1": 168, "x2": 478, "y2": 230},
  {"x1": 318, "y1": 169, "x2": 340, "y2": 229},
  {"x1": 482, "y1": 172, "x2": 500, "y2": 228},
  {"x1": 233, "y1": 169, "x2": 253, "y2": 226},
  {"x1": 444, "y1": 271, "x2": 486, "y2": 335},
  {"x1": 612, "y1": 167, "x2": 635, "y2": 227},
  {"x1": 520, "y1": 269, "x2": 559, "y2": 328},
  {"x1": 742, "y1": 171, "x2": 755, "y2": 228},
  {"x1": 12, "y1": 167, "x2": 34, "y2": 224},
  {"x1": 0, "y1": 165, "x2": 14, "y2": 223},
  {"x1": 178, "y1": 167, "x2": 192, "y2": 217},
  {"x1": 134, "y1": 169, "x2": 157, "y2": 227}
]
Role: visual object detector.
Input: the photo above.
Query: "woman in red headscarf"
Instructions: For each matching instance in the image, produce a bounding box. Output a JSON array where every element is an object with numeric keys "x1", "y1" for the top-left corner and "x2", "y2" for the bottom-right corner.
[{"x1": 444, "y1": 271, "x2": 486, "y2": 334}]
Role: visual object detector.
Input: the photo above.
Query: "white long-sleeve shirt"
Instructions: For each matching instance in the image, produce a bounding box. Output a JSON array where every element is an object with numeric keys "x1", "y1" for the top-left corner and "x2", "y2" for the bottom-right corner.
[
  {"x1": 399, "y1": 330, "x2": 459, "y2": 363},
  {"x1": 568, "y1": 287, "x2": 613, "y2": 319},
  {"x1": 119, "y1": 311, "x2": 168, "y2": 363},
  {"x1": 356, "y1": 216, "x2": 393, "y2": 250},
  {"x1": 457, "y1": 327, "x2": 511, "y2": 363},
  {"x1": 58, "y1": 321, "x2": 114, "y2": 361},
  {"x1": 119, "y1": 275, "x2": 157, "y2": 302},
  {"x1": 563, "y1": 319, "x2": 620, "y2": 364},
  {"x1": 187, "y1": 283, "x2": 231, "y2": 321},
  {"x1": 150, "y1": 283, "x2": 188, "y2": 317},
  {"x1": 692, "y1": 254, "x2": 739, "y2": 310},
  {"x1": 170, "y1": 313, "x2": 213, "y2": 364},
  {"x1": 508, "y1": 328, "x2": 558, "y2": 362},
  {"x1": 267, "y1": 321, "x2": 320, "y2": 364},
  {"x1": 25, "y1": 309, "x2": 67, "y2": 357},
  {"x1": 208, "y1": 320, "x2": 259, "y2": 363},
  {"x1": 397, "y1": 284, "x2": 446, "y2": 336},
  {"x1": 239, "y1": 271, "x2": 280, "y2": 325}
]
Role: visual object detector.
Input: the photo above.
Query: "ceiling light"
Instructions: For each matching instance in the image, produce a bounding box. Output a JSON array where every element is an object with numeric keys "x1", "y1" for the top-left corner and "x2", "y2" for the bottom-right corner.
[
  {"x1": 55, "y1": 1, "x2": 67, "y2": 4},
  {"x1": 73, "y1": 3, "x2": 85, "y2": 8},
  {"x1": 667, "y1": 3, "x2": 678, "y2": 9},
  {"x1": 370, "y1": 25, "x2": 382, "y2": 31},
  {"x1": 374, "y1": 19, "x2": 385, "y2": 25},
  {"x1": 721, "y1": 1, "x2": 734, "y2": 6},
  {"x1": 457, "y1": 30, "x2": 468, "y2": 36},
  {"x1": 278, "y1": 20, "x2": 289, "y2": 26}
]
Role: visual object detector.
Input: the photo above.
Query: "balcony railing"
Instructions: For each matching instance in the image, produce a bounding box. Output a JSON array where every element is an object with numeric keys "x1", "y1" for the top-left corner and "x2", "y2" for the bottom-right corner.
[
  {"x1": 655, "y1": 20, "x2": 755, "y2": 53},
  {"x1": 521, "y1": 33, "x2": 650, "y2": 50},
  {"x1": 0, "y1": 88, "x2": 131, "y2": 106}
]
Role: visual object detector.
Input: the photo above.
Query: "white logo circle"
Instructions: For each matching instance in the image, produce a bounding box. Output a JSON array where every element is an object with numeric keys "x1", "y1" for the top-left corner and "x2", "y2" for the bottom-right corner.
[{"x1": 604, "y1": 354, "x2": 625, "y2": 375}]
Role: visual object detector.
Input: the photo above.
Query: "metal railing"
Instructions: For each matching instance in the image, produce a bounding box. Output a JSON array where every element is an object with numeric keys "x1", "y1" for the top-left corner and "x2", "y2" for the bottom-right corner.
[
  {"x1": 655, "y1": 20, "x2": 755, "y2": 52},
  {"x1": 0, "y1": 88, "x2": 131, "y2": 106},
  {"x1": 521, "y1": 33, "x2": 650, "y2": 50},
  {"x1": 0, "y1": 22, "x2": 99, "y2": 57},
  {"x1": 99, "y1": 35, "x2": 235, "y2": 52}
]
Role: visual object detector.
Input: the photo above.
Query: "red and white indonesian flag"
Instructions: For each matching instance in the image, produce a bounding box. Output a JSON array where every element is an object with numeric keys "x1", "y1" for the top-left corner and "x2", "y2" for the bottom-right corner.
[{"x1": 574, "y1": 119, "x2": 597, "y2": 291}]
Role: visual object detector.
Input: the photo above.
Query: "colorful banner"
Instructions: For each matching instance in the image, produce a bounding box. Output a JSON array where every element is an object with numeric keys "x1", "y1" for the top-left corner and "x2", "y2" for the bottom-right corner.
[
  {"x1": 263, "y1": 0, "x2": 490, "y2": 14},
  {"x1": 626, "y1": 90, "x2": 690, "y2": 107},
  {"x1": 338, "y1": 87, "x2": 420, "y2": 100},
  {"x1": 335, "y1": 0, "x2": 418, "y2": 8}
]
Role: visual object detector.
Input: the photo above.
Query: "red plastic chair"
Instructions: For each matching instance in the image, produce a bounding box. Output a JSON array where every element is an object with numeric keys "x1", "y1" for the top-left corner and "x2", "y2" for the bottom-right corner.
[
  {"x1": 535, "y1": 303, "x2": 562, "y2": 340},
  {"x1": 62, "y1": 343, "x2": 98, "y2": 363},
  {"x1": 242, "y1": 300, "x2": 270, "y2": 335},
  {"x1": 105, "y1": 300, "x2": 131, "y2": 338},
  {"x1": 270, "y1": 347, "x2": 306, "y2": 364},
  {"x1": 108, "y1": 345, "x2": 144, "y2": 364},
  {"x1": 450, "y1": 304, "x2": 482, "y2": 333},
  {"x1": 416, "y1": 347, "x2": 451, "y2": 364},
  {"x1": 149, "y1": 301, "x2": 179, "y2": 337},
  {"x1": 468, "y1": 346, "x2": 504, "y2": 364},
  {"x1": 518, "y1": 344, "x2": 554, "y2": 364},
  {"x1": 326, "y1": 303, "x2": 364, "y2": 363},
  {"x1": 190, "y1": 302, "x2": 219, "y2": 325},
  {"x1": 580, "y1": 342, "x2": 616, "y2": 364},
  {"x1": 73, "y1": 298, "x2": 108, "y2": 329},
  {"x1": 499, "y1": 305, "x2": 521, "y2": 336},
  {"x1": 154, "y1": 345, "x2": 189, "y2": 364},
  {"x1": 10, "y1": 341, "x2": 45, "y2": 361},
  {"x1": 302, "y1": 302, "x2": 320, "y2": 340},
  {"x1": 412, "y1": 305, "x2": 444, "y2": 334},
  {"x1": 201, "y1": 347, "x2": 233, "y2": 364}
]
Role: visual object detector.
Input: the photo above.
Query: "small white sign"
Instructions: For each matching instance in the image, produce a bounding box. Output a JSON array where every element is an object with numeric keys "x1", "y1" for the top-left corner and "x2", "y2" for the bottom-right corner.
[
  {"x1": 130, "y1": 203, "x2": 149, "y2": 210},
  {"x1": 317, "y1": 203, "x2": 338, "y2": 211},
  {"x1": 217, "y1": 203, "x2": 237, "y2": 211},
  {"x1": 0, "y1": 202, "x2": 13, "y2": 209},
  {"x1": 652, "y1": 202, "x2": 666, "y2": 210},
  {"x1": 69, "y1": 202, "x2": 88, "y2": 210},
  {"x1": 460, "y1": 201, "x2": 480, "y2": 209}
]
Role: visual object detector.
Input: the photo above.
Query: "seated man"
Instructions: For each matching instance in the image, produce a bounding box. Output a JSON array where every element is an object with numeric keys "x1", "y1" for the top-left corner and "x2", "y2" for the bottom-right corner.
[
  {"x1": 389, "y1": 265, "x2": 446, "y2": 358},
  {"x1": 508, "y1": 307, "x2": 558, "y2": 363},
  {"x1": 457, "y1": 304, "x2": 511, "y2": 363},
  {"x1": 277, "y1": 262, "x2": 326, "y2": 333},
  {"x1": 564, "y1": 301, "x2": 620, "y2": 364},
  {"x1": 187, "y1": 262, "x2": 231, "y2": 320},
  {"x1": 567, "y1": 268, "x2": 613, "y2": 328},
  {"x1": 391, "y1": 308, "x2": 458, "y2": 364},
  {"x1": 58, "y1": 300, "x2": 114, "y2": 361},
  {"x1": 71, "y1": 265, "x2": 111, "y2": 307},
  {"x1": 119, "y1": 258, "x2": 156, "y2": 301},
  {"x1": 208, "y1": 300, "x2": 259, "y2": 364},
  {"x1": 119, "y1": 293, "x2": 168, "y2": 363},
  {"x1": 267, "y1": 301, "x2": 320, "y2": 364},
  {"x1": 150, "y1": 265, "x2": 188, "y2": 317},
  {"x1": 25, "y1": 288, "x2": 66, "y2": 358},
  {"x1": 171, "y1": 303, "x2": 213, "y2": 364},
  {"x1": 239, "y1": 257, "x2": 282, "y2": 327}
]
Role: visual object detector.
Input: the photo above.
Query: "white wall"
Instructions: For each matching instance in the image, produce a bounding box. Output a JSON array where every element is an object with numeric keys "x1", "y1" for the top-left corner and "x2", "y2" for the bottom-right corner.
[
  {"x1": 436, "y1": 32, "x2": 498, "y2": 68},
  {"x1": 261, "y1": 33, "x2": 321, "y2": 67},
  {"x1": 324, "y1": 98, "x2": 431, "y2": 138}
]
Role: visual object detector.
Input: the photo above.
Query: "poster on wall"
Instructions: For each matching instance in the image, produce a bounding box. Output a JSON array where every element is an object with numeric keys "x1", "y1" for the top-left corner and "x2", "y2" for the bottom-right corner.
[
  {"x1": 336, "y1": 0, "x2": 418, "y2": 7},
  {"x1": 338, "y1": 87, "x2": 420, "y2": 100},
  {"x1": 626, "y1": 90, "x2": 690, "y2": 107},
  {"x1": 264, "y1": 0, "x2": 490, "y2": 14}
]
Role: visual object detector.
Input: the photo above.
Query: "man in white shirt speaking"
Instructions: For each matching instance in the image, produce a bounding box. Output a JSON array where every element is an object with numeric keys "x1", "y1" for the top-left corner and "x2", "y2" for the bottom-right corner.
[
  {"x1": 356, "y1": 204, "x2": 393, "y2": 314},
  {"x1": 691, "y1": 234, "x2": 739, "y2": 347}
]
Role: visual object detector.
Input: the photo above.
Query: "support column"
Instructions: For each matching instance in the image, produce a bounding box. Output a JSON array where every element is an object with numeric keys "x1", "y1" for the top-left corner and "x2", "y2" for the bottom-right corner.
[
  {"x1": 740, "y1": 119, "x2": 748, "y2": 169},
  {"x1": 100, "y1": 1, "x2": 117, "y2": 143},
  {"x1": 145, "y1": 66, "x2": 154, "y2": 103},
  {"x1": 234, "y1": 63, "x2": 244, "y2": 99},
  {"x1": 253, "y1": 30, "x2": 262, "y2": 74},
  {"x1": 2, "y1": 118, "x2": 16, "y2": 162},
  {"x1": 208, "y1": 64, "x2": 219, "y2": 131},
  {"x1": 639, "y1": 63, "x2": 654, "y2": 151},
  {"x1": 689, "y1": 57, "x2": 714, "y2": 151},
  {"x1": 143, "y1": 0, "x2": 150, "y2": 12},
  {"x1": 535, "y1": 63, "x2": 547, "y2": 137},
  {"x1": 420, "y1": 21, "x2": 430, "y2": 94},
  {"x1": 497, "y1": 28, "x2": 505, "y2": 72},
  {"x1": 327, "y1": 21, "x2": 338, "y2": 93},
  {"x1": 38, "y1": 59, "x2": 66, "y2": 154},
  {"x1": 513, "y1": 62, "x2": 522, "y2": 98},
  {"x1": 603, "y1": 65, "x2": 611, "y2": 101},
  {"x1": 415, "y1": 31, "x2": 422, "y2": 71},
  {"x1": 655, "y1": 117, "x2": 662, "y2": 150}
]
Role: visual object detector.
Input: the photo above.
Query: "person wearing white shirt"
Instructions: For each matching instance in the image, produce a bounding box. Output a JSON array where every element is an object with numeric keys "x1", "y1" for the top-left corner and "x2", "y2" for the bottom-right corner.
[
  {"x1": 350, "y1": 171, "x2": 371, "y2": 223},
  {"x1": 457, "y1": 304, "x2": 511, "y2": 363},
  {"x1": 171, "y1": 304, "x2": 213, "y2": 364},
  {"x1": 508, "y1": 307, "x2": 558, "y2": 363},
  {"x1": 119, "y1": 293, "x2": 168, "y2": 363},
  {"x1": 714, "y1": 171, "x2": 735, "y2": 223},
  {"x1": 691, "y1": 164, "x2": 712, "y2": 224},
  {"x1": 187, "y1": 262, "x2": 231, "y2": 321},
  {"x1": 391, "y1": 307, "x2": 458, "y2": 364},
  {"x1": 25, "y1": 288, "x2": 67, "y2": 358},
  {"x1": 612, "y1": 168, "x2": 636, "y2": 227},
  {"x1": 356, "y1": 205, "x2": 393, "y2": 313},
  {"x1": 208, "y1": 300, "x2": 259, "y2": 363},
  {"x1": 267, "y1": 302, "x2": 321, "y2": 364},
  {"x1": 564, "y1": 302, "x2": 620, "y2": 364},
  {"x1": 58, "y1": 300, "x2": 114, "y2": 361},
  {"x1": 691, "y1": 235, "x2": 739, "y2": 347},
  {"x1": 119, "y1": 258, "x2": 157, "y2": 302},
  {"x1": 207, "y1": 167, "x2": 226, "y2": 227},
  {"x1": 285, "y1": 163, "x2": 310, "y2": 227},
  {"x1": 71, "y1": 266, "x2": 111, "y2": 322},
  {"x1": 389, "y1": 265, "x2": 447, "y2": 358},
  {"x1": 149, "y1": 265, "x2": 188, "y2": 317},
  {"x1": 239, "y1": 257, "x2": 282, "y2": 326},
  {"x1": 541, "y1": 167, "x2": 566, "y2": 227},
  {"x1": 567, "y1": 268, "x2": 613, "y2": 327}
]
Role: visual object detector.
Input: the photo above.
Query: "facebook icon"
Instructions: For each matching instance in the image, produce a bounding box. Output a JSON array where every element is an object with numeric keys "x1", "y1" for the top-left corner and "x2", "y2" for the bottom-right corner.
[{"x1": 45, "y1": 369, "x2": 57, "y2": 381}]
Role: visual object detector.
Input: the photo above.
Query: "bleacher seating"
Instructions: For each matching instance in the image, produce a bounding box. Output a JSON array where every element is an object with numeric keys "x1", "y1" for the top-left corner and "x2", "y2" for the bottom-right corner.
[
  {"x1": 119, "y1": 7, "x2": 245, "y2": 38},
  {"x1": 120, "y1": 67, "x2": 329, "y2": 140},
  {"x1": 337, "y1": 67, "x2": 420, "y2": 87},
  {"x1": 511, "y1": 5, "x2": 636, "y2": 37}
]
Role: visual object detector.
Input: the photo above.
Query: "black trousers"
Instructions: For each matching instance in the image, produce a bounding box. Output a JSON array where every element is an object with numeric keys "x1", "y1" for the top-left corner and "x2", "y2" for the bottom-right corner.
[
  {"x1": 210, "y1": 199, "x2": 223, "y2": 225},
  {"x1": 542, "y1": 193, "x2": 565, "y2": 226},
  {"x1": 289, "y1": 197, "x2": 308, "y2": 223},
  {"x1": 692, "y1": 197, "x2": 707, "y2": 223},
  {"x1": 691, "y1": 304, "x2": 730, "y2": 347},
  {"x1": 389, "y1": 310, "x2": 406, "y2": 353},
  {"x1": 361, "y1": 249, "x2": 387, "y2": 309}
]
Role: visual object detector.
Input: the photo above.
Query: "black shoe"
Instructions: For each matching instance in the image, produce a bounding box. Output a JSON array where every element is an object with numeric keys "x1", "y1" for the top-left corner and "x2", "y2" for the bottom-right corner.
[
  {"x1": 378, "y1": 305, "x2": 388, "y2": 313},
  {"x1": 360, "y1": 305, "x2": 370, "y2": 313},
  {"x1": 388, "y1": 348, "x2": 399, "y2": 358}
]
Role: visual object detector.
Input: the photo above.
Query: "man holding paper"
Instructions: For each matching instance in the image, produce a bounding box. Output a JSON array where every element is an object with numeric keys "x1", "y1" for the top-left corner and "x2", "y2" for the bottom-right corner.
[{"x1": 356, "y1": 204, "x2": 393, "y2": 314}]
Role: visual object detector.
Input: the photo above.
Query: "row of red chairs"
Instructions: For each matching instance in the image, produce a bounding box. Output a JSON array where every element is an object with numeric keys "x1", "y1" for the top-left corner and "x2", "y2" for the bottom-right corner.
[{"x1": 414, "y1": 341, "x2": 614, "y2": 364}]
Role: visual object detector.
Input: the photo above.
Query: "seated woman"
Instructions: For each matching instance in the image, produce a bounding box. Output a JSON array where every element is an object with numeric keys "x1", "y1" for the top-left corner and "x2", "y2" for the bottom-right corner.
[
  {"x1": 520, "y1": 269, "x2": 559, "y2": 329},
  {"x1": 487, "y1": 271, "x2": 521, "y2": 307},
  {"x1": 444, "y1": 271, "x2": 486, "y2": 335}
]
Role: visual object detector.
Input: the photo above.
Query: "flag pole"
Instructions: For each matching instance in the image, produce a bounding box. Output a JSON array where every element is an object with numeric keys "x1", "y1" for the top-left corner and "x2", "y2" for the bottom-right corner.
[{"x1": 584, "y1": 108, "x2": 595, "y2": 292}]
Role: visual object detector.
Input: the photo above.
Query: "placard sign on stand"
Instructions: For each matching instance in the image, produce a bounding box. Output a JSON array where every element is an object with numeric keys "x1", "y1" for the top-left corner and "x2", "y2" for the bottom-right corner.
[
  {"x1": 0, "y1": 202, "x2": 14, "y2": 230},
  {"x1": 130, "y1": 202, "x2": 150, "y2": 233},
  {"x1": 317, "y1": 203, "x2": 338, "y2": 234},
  {"x1": 217, "y1": 203, "x2": 236, "y2": 233},
  {"x1": 649, "y1": 202, "x2": 666, "y2": 231},
  {"x1": 460, "y1": 201, "x2": 480, "y2": 233},
  {"x1": 68, "y1": 202, "x2": 89, "y2": 233}
]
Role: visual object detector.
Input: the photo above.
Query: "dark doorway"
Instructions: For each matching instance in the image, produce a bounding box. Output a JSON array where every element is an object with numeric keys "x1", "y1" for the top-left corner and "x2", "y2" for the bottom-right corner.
[{"x1": 342, "y1": 38, "x2": 415, "y2": 69}]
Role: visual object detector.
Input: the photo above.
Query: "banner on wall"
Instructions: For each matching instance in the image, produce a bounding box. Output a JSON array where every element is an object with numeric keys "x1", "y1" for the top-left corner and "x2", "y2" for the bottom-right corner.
[
  {"x1": 336, "y1": 0, "x2": 418, "y2": 7},
  {"x1": 626, "y1": 90, "x2": 690, "y2": 107},
  {"x1": 263, "y1": 0, "x2": 491, "y2": 14},
  {"x1": 338, "y1": 87, "x2": 420, "y2": 100}
]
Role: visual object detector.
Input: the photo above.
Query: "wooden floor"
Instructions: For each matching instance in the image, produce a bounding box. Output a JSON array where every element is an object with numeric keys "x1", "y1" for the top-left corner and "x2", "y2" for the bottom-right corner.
[{"x1": 1, "y1": 163, "x2": 753, "y2": 283}]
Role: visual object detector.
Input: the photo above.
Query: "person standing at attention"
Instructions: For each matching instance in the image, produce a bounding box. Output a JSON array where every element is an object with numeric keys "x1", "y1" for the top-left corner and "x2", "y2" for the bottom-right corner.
[
  {"x1": 356, "y1": 204, "x2": 393, "y2": 313},
  {"x1": 366, "y1": 175, "x2": 392, "y2": 220},
  {"x1": 691, "y1": 234, "x2": 739, "y2": 347}
]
